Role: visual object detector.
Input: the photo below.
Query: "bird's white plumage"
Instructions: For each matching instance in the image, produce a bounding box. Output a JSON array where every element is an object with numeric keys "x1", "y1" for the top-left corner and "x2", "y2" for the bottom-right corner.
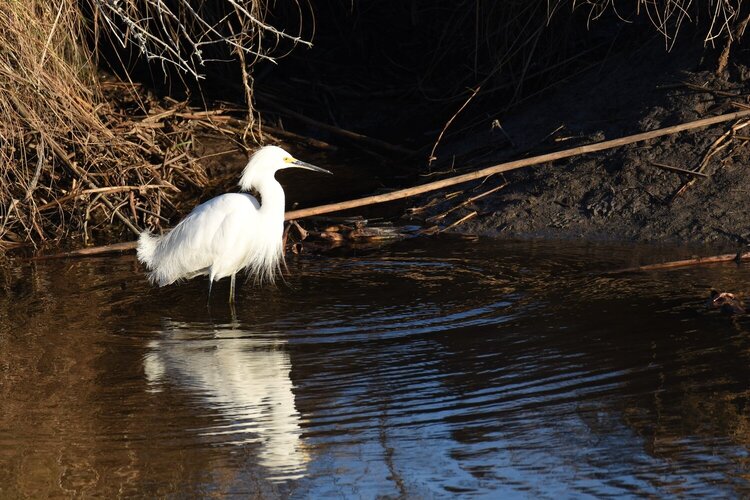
[
  {"x1": 137, "y1": 145, "x2": 328, "y2": 301},
  {"x1": 138, "y1": 193, "x2": 280, "y2": 285}
]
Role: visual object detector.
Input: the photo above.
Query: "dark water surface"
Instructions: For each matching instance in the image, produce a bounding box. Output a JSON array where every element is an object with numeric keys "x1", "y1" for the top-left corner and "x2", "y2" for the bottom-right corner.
[{"x1": 2, "y1": 239, "x2": 750, "y2": 498}]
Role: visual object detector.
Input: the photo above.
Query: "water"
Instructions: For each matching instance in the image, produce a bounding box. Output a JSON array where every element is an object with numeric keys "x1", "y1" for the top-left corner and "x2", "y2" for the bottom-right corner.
[{"x1": 2, "y1": 238, "x2": 750, "y2": 498}]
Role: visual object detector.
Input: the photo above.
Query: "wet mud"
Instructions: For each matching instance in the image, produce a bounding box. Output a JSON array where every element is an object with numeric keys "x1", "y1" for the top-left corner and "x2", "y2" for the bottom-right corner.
[{"x1": 430, "y1": 43, "x2": 750, "y2": 248}]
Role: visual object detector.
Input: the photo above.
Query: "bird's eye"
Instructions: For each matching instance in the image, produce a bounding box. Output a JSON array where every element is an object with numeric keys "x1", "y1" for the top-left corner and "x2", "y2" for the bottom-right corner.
[{"x1": 283, "y1": 157, "x2": 294, "y2": 163}]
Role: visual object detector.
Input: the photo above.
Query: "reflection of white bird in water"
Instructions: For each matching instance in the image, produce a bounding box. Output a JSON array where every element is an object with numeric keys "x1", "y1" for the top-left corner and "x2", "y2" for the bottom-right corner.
[
  {"x1": 137, "y1": 146, "x2": 331, "y2": 303},
  {"x1": 143, "y1": 322, "x2": 308, "y2": 480}
]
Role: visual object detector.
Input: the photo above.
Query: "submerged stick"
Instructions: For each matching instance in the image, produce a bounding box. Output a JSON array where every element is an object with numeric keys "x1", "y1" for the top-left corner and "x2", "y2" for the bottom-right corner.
[
  {"x1": 605, "y1": 252, "x2": 750, "y2": 274},
  {"x1": 286, "y1": 109, "x2": 750, "y2": 220},
  {"x1": 30, "y1": 241, "x2": 138, "y2": 260}
]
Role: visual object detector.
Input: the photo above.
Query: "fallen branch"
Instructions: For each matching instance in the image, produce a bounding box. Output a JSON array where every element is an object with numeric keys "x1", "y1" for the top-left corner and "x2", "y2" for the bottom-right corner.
[
  {"x1": 427, "y1": 182, "x2": 508, "y2": 223},
  {"x1": 30, "y1": 241, "x2": 138, "y2": 260},
  {"x1": 261, "y1": 124, "x2": 338, "y2": 151},
  {"x1": 441, "y1": 211, "x2": 477, "y2": 232},
  {"x1": 286, "y1": 109, "x2": 750, "y2": 220},
  {"x1": 605, "y1": 251, "x2": 750, "y2": 274},
  {"x1": 671, "y1": 117, "x2": 750, "y2": 200}
]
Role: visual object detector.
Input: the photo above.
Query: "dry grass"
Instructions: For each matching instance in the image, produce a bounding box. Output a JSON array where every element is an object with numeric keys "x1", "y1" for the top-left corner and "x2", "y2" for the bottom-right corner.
[
  {"x1": 374, "y1": 0, "x2": 747, "y2": 152},
  {"x1": 569, "y1": 1, "x2": 746, "y2": 49},
  {"x1": 0, "y1": 0, "x2": 305, "y2": 252},
  {"x1": 0, "y1": 0, "x2": 138, "y2": 249},
  {"x1": 0, "y1": 1, "x2": 200, "y2": 251},
  {"x1": 306, "y1": 1, "x2": 744, "y2": 124}
]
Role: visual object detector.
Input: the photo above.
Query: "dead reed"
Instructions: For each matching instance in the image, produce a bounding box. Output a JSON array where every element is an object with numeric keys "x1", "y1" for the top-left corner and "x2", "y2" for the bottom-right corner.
[{"x1": 0, "y1": 0, "x2": 304, "y2": 252}]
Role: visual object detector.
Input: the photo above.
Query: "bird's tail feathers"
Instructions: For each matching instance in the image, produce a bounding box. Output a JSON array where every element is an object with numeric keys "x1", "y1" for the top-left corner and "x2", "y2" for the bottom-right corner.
[{"x1": 137, "y1": 230, "x2": 160, "y2": 268}]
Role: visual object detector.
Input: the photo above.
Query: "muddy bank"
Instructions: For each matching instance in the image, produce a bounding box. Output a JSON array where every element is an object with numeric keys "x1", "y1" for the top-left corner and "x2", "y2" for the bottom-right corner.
[{"x1": 422, "y1": 43, "x2": 750, "y2": 249}]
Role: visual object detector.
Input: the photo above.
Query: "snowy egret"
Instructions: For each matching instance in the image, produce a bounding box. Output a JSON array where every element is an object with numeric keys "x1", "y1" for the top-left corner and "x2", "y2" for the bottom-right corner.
[{"x1": 137, "y1": 145, "x2": 331, "y2": 303}]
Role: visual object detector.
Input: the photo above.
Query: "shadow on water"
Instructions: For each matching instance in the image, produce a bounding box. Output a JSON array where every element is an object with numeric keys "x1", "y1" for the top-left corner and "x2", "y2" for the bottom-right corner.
[{"x1": 2, "y1": 238, "x2": 750, "y2": 497}]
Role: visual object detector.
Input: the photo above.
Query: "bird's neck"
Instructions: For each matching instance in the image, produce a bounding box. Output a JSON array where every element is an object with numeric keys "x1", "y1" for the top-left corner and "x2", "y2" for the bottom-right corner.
[{"x1": 256, "y1": 178, "x2": 286, "y2": 218}]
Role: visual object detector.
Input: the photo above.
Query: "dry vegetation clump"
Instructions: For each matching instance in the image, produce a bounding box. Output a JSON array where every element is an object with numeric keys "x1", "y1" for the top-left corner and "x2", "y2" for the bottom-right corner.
[
  {"x1": 0, "y1": 0, "x2": 304, "y2": 253},
  {"x1": 0, "y1": 0, "x2": 148, "y2": 250},
  {"x1": 430, "y1": 0, "x2": 746, "y2": 103}
]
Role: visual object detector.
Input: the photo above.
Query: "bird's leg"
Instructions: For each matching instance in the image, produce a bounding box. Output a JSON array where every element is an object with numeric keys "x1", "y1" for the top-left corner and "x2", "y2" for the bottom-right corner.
[
  {"x1": 207, "y1": 279, "x2": 213, "y2": 307},
  {"x1": 229, "y1": 274, "x2": 236, "y2": 305}
]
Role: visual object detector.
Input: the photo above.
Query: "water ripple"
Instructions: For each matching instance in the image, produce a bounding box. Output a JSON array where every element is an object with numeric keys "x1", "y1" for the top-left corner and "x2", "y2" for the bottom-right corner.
[{"x1": 2, "y1": 239, "x2": 750, "y2": 497}]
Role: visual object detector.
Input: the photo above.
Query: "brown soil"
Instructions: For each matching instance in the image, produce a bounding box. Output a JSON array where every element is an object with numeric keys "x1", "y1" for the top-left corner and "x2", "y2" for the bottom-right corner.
[{"x1": 425, "y1": 43, "x2": 750, "y2": 249}]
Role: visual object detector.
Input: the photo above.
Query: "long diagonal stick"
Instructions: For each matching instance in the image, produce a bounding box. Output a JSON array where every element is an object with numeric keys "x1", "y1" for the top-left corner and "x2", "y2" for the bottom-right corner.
[{"x1": 285, "y1": 109, "x2": 750, "y2": 220}]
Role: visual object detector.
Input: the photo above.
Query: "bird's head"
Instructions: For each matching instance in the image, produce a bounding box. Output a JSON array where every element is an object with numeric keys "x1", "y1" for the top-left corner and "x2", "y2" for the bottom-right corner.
[{"x1": 239, "y1": 145, "x2": 332, "y2": 191}]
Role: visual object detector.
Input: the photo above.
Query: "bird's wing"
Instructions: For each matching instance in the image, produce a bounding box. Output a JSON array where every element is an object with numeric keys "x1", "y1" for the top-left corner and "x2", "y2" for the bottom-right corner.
[{"x1": 149, "y1": 193, "x2": 259, "y2": 285}]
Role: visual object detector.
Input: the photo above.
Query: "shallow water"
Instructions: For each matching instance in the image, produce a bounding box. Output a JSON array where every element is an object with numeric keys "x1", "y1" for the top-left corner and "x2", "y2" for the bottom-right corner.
[{"x1": 2, "y1": 238, "x2": 750, "y2": 498}]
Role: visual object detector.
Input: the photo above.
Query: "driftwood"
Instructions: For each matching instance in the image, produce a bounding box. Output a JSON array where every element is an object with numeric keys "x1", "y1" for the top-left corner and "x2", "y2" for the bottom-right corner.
[
  {"x1": 606, "y1": 251, "x2": 750, "y2": 274},
  {"x1": 30, "y1": 241, "x2": 138, "y2": 260},
  {"x1": 285, "y1": 109, "x2": 750, "y2": 220}
]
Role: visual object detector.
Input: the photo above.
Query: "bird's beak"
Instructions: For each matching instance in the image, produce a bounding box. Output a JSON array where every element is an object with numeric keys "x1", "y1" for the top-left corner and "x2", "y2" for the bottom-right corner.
[{"x1": 291, "y1": 159, "x2": 333, "y2": 175}]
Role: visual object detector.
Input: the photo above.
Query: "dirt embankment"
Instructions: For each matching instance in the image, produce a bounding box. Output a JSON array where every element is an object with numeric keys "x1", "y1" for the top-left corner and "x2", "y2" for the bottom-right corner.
[{"x1": 430, "y1": 44, "x2": 750, "y2": 249}]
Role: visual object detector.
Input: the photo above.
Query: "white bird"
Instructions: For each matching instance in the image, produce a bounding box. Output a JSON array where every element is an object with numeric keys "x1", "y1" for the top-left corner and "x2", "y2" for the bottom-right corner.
[{"x1": 137, "y1": 145, "x2": 331, "y2": 303}]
